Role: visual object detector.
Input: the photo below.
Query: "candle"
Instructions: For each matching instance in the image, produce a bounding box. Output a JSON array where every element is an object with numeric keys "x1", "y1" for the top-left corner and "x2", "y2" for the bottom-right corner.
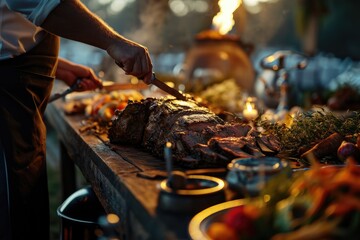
[
  {"x1": 164, "y1": 142, "x2": 173, "y2": 175},
  {"x1": 243, "y1": 98, "x2": 259, "y2": 121}
]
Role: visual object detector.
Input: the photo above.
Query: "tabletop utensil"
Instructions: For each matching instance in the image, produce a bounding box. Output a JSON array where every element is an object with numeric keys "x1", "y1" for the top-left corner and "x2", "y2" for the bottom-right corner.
[
  {"x1": 101, "y1": 81, "x2": 148, "y2": 92},
  {"x1": 157, "y1": 175, "x2": 226, "y2": 214},
  {"x1": 49, "y1": 78, "x2": 148, "y2": 103},
  {"x1": 151, "y1": 73, "x2": 187, "y2": 101},
  {"x1": 114, "y1": 59, "x2": 187, "y2": 101},
  {"x1": 136, "y1": 168, "x2": 227, "y2": 180},
  {"x1": 49, "y1": 78, "x2": 83, "y2": 102},
  {"x1": 164, "y1": 142, "x2": 173, "y2": 176}
]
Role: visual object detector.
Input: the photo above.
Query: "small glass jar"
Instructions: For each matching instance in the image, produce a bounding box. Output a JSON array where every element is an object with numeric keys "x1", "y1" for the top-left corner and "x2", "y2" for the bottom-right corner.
[{"x1": 226, "y1": 157, "x2": 291, "y2": 197}]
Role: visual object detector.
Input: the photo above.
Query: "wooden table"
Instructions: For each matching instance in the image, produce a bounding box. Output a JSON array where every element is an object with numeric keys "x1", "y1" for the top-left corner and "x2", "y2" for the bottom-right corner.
[{"x1": 45, "y1": 99, "x2": 230, "y2": 240}]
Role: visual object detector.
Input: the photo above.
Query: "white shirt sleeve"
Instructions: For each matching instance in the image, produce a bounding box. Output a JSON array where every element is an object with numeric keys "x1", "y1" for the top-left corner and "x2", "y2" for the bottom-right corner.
[{"x1": 4, "y1": 0, "x2": 61, "y2": 26}]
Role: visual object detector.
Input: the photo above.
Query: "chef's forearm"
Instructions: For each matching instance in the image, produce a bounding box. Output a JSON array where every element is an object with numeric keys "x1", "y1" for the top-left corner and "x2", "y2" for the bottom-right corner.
[
  {"x1": 41, "y1": 0, "x2": 123, "y2": 50},
  {"x1": 42, "y1": 0, "x2": 154, "y2": 83}
]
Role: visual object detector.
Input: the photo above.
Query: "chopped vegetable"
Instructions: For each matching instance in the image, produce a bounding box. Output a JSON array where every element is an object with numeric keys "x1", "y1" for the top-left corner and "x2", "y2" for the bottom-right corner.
[
  {"x1": 258, "y1": 110, "x2": 360, "y2": 165},
  {"x1": 300, "y1": 132, "x2": 344, "y2": 163},
  {"x1": 207, "y1": 160, "x2": 360, "y2": 239}
]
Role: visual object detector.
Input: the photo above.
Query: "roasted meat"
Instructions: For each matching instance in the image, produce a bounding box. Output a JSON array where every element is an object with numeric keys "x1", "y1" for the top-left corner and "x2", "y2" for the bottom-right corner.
[
  {"x1": 108, "y1": 98, "x2": 153, "y2": 145},
  {"x1": 141, "y1": 98, "x2": 224, "y2": 158},
  {"x1": 109, "y1": 97, "x2": 281, "y2": 168}
]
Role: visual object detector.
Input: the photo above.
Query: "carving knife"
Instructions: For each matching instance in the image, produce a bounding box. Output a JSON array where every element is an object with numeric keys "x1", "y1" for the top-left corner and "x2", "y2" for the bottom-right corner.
[
  {"x1": 114, "y1": 60, "x2": 186, "y2": 100},
  {"x1": 48, "y1": 78, "x2": 83, "y2": 103},
  {"x1": 151, "y1": 73, "x2": 187, "y2": 101},
  {"x1": 101, "y1": 81, "x2": 148, "y2": 91},
  {"x1": 49, "y1": 79, "x2": 148, "y2": 103}
]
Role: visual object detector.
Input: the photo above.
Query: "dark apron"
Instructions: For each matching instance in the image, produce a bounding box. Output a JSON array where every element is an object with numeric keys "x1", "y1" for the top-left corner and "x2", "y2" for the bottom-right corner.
[{"x1": 0, "y1": 32, "x2": 60, "y2": 240}]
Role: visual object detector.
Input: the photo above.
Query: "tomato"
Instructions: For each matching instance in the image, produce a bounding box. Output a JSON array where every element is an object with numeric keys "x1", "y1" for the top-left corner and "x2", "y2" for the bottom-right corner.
[
  {"x1": 224, "y1": 205, "x2": 256, "y2": 236},
  {"x1": 207, "y1": 222, "x2": 238, "y2": 240}
]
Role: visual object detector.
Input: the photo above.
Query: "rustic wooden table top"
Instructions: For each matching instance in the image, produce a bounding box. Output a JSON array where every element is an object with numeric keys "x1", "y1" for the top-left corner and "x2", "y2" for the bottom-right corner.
[{"x1": 45, "y1": 99, "x2": 231, "y2": 240}]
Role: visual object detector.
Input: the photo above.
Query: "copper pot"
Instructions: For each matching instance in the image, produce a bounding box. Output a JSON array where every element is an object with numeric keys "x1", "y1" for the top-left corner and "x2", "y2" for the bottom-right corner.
[{"x1": 180, "y1": 30, "x2": 255, "y2": 94}]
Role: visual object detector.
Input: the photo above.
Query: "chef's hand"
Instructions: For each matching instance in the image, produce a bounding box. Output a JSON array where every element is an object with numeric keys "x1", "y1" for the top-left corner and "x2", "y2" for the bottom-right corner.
[
  {"x1": 56, "y1": 57, "x2": 103, "y2": 91},
  {"x1": 106, "y1": 38, "x2": 153, "y2": 84}
]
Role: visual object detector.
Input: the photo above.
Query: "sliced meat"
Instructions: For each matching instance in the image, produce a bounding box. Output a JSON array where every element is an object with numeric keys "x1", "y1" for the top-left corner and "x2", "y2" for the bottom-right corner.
[
  {"x1": 203, "y1": 123, "x2": 252, "y2": 139},
  {"x1": 256, "y1": 135, "x2": 281, "y2": 155},
  {"x1": 208, "y1": 137, "x2": 255, "y2": 159},
  {"x1": 191, "y1": 144, "x2": 230, "y2": 167}
]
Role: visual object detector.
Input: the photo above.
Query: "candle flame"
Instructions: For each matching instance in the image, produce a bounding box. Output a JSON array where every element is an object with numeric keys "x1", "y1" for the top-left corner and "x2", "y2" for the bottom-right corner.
[
  {"x1": 212, "y1": 0, "x2": 242, "y2": 35},
  {"x1": 246, "y1": 101, "x2": 254, "y2": 111},
  {"x1": 106, "y1": 214, "x2": 120, "y2": 224},
  {"x1": 166, "y1": 142, "x2": 172, "y2": 148}
]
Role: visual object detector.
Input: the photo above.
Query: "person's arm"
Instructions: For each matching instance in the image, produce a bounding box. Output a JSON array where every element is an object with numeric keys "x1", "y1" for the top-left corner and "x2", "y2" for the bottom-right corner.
[
  {"x1": 41, "y1": 0, "x2": 153, "y2": 84},
  {"x1": 56, "y1": 58, "x2": 102, "y2": 91}
]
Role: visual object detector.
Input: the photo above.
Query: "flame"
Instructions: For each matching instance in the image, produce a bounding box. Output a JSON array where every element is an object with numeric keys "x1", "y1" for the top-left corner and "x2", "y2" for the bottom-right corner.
[
  {"x1": 246, "y1": 101, "x2": 254, "y2": 111},
  {"x1": 212, "y1": 0, "x2": 242, "y2": 35}
]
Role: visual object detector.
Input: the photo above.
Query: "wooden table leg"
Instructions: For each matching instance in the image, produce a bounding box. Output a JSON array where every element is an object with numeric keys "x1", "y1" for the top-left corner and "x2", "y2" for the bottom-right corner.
[{"x1": 60, "y1": 142, "x2": 76, "y2": 201}]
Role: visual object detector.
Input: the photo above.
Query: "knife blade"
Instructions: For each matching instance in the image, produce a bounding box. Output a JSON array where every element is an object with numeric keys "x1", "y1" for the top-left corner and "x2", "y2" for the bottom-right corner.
[
  {"x1": 48, "y1": 78, "x2": 83, "y2": 103},
  {"x1": 101, "y1": 81, "x2": 148, "y2": 92},
  {"x1": 114, "y1": 60, "x2": 186, "y2": 100},
  {"x1": 151, "y1": 73, "x2": 187, "y2": 101}
]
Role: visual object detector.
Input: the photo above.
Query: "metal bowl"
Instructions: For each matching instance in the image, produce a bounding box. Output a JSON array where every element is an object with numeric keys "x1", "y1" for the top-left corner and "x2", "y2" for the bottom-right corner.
[{"x1": 157, "y1": 175, "x2": 226, "y2": 214}]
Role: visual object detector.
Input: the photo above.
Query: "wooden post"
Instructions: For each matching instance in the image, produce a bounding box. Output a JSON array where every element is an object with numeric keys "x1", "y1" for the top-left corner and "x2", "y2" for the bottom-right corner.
[{"x1": 60, "y1": 142, "x2": 76, "y2": 201}]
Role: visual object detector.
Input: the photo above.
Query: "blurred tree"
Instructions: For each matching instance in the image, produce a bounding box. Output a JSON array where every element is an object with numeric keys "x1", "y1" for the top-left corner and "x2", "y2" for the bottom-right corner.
[
  {"x1": 317, "y1": 0, "x2": 360, "y2": 60},
  {"x1": 295, "y1": 0, "x2": 328, "y2": 56}
]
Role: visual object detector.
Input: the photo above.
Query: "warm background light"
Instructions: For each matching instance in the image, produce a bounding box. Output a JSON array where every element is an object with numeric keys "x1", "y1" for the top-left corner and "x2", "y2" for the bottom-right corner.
[{"x1": 212, "y1": 0, "x2": 242, "y2": 35}]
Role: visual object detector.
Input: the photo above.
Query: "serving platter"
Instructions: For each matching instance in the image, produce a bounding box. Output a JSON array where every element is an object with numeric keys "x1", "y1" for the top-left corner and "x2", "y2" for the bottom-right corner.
[{"x1": 188, "y1": 199, "x2": 248, "y2": 240}]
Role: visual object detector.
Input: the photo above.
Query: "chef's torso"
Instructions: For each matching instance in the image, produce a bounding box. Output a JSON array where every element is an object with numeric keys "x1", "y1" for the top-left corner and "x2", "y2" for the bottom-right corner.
[{"x1": 0, "y1": 0, "x2": 60, "y2": 60}]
